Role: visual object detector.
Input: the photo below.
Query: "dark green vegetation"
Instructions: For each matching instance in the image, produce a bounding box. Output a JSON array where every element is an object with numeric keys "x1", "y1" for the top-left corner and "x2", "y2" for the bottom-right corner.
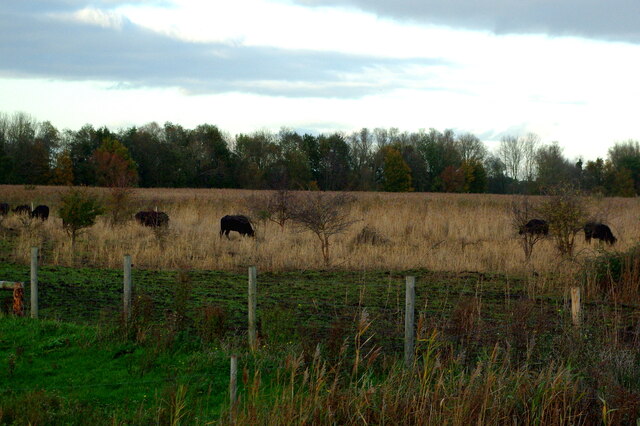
[
  {"x1": 3, "y1": 111, "x2": 640, "y2": 195},
  {"x1": 0, "y1": 316, "x2": 231, "y2": 424},
  {"x1": 1, "y1": 256, "x2": 640, "y2": 423}
]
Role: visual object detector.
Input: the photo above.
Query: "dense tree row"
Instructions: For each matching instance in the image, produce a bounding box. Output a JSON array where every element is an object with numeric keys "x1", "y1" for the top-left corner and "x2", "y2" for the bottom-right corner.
[{"x1": 1, "y1": 111, "x2": 639, "y2": 195}]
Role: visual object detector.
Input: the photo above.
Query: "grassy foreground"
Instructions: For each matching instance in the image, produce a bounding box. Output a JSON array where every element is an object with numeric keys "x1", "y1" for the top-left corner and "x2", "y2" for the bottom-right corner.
[
  {"x1": 1, "y1": 261, "x2": 640, "y2": 424},
  {"x1": 0, "y1": 316, "x2": 232, "y2": 424}
]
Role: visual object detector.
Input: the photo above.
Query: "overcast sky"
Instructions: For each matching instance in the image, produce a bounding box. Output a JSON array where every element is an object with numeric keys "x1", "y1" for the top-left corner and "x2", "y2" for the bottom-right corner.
[{"x1": 2, "y1": 0, "x2": 640, "y2": 160}]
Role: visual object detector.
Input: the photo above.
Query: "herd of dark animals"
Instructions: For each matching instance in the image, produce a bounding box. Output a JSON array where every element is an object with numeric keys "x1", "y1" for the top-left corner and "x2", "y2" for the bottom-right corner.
[
  {"x1": 0, "y1": 203, "x2": 49, "y2": 221},
  {"x1": 133, "y1": 211, "x2": 255, "y2": 238},
  {"x1": 0, "y1": 201, "x2": 618, "y2": 244},
  {"x1": 519, "y1": 218, "x2": 617, "y2": 245},
  {"x1": 1, "y1": 203, "x2": 255, "y2": 238}
]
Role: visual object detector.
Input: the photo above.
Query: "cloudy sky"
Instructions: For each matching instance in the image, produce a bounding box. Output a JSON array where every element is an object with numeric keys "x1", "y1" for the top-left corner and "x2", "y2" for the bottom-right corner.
[{"x1": 2, "y1": 0, "x2": 640, "y2": 160}]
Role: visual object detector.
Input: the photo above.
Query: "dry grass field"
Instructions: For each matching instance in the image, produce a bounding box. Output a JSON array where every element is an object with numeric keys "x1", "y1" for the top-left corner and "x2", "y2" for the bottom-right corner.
[{"x1": 1, "y1": 185, "x2": 638, "y2": 275}]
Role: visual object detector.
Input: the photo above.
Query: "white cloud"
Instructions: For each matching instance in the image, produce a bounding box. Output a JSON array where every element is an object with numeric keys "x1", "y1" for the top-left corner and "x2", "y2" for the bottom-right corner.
[
  {"x1": 57, "y1": 7, "x2": 126, "y2": 29},
  {"x1": 3, "y1": 0, "x2": 640, "y2": 161}
]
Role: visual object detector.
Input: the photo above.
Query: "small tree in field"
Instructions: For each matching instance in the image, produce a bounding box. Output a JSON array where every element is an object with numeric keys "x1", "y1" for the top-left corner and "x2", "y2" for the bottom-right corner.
[
  {"x1": 291, "y1": 192, "x2": 359, "y2": 266},
  {"x1": 246, "y1": 189, "x2": 295, "y2": 230},
  {"x1": 511, "y1": 197, "x2": 545, "y2": 261},
  {"x1": 537, "y1": 185, "x2": 588, "y2": 258},
  {"x1": 58, "y1": 188, "x2": 105, "y2": 250}
]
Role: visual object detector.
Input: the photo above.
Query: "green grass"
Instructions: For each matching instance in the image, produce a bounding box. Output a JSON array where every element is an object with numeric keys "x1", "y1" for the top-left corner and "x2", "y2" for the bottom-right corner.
[
  {"x1": 0, "y1": 316, "x2": 234, "y2": 423},
  {"x1": 2, "y1": 260, "x2": 640, "y2": 424},
  {"x1": 0, "y1": 262, "x2": 545, "y2": 356},
  {"x1": 0, "y1": 262, "x2": 528, "y2": 321}
]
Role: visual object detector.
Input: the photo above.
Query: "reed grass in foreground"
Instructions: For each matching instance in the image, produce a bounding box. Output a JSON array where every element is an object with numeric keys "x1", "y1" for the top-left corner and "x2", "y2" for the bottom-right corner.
[
  {"x1": 3, "y1": 303, "x2": 639, "y2": 425},
  {"x1": 2, "y1": 185, "x2": 638, "y2": 275}
]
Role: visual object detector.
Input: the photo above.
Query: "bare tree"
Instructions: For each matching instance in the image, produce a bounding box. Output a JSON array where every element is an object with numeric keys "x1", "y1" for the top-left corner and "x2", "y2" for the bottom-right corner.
[
  {"x1": 291, "y1": 192, "x2": 359, "y2": 266},
  {"x1": 498, "y1": 133, "x2": 541, "y2": 184},
  {"x1": 456, "y1": 133, "x2": 487, "y2": 163},
  {"x1": 246, "y1": 189, "x2": 295, "y2": 229},
  {"x1": 511, "y1": 197, "x2": 545, "y2": 261},
  {"x1": 522, "y1": 133, "x2": 540, "y2": 182},
  {"x1": 498, "y1": 135, "x2": 524, "y2": 181}
]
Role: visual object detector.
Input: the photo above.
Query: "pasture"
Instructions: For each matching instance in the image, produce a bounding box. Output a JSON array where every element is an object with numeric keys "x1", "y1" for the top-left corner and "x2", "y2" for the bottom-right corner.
[
  {"x1": 0, "y1": 185, "x2": 636, "y2": 275},
  {"x1": 1, "y1": 185, "x2": 640, "y2": 424}
]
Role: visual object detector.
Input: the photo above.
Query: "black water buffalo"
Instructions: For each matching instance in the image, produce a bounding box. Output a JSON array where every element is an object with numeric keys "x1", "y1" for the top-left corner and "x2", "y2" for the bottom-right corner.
[
  {"x1": 220, "y1": 215, "x2": 254, "y2": 238},
  {"x1": 519, "y1": 219, "x2": 549, "y2": 236},
  {"x1": 13, "y1": 205, "x2": 31, "y2": 215},
  {"x1": 31, "y1": 205, "x2": 49, "y2": 221},
  {"x1": 584, "y1": 222, "x2": 617, "y2": 245},
  {"x1": 135, "y1": 211, "x2": 170, "y2": 227},
  {"x1": 0, "y1": 203, "x2": 8, "y2": 216}
]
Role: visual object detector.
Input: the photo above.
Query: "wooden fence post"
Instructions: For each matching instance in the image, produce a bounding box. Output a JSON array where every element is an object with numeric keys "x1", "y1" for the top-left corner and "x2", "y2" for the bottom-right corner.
[
  {"x1": 571, "y1": 287, "x2": 581, "y2": 326},
  {"x1": 123, "y1": 255, "x2": 132, "y2": 321},
  {"x1": 405, "y1": 276, "x2": 416, "y2": 368},
  {"x1": 248, "y1": 266, "x2": 257, "y2": 351},
  {"x1": 229, "y1": 355, "x2": 238, "y2": 423},
  {"x1": 30, "y1": 247, "x2": 38, "y2": 319}
]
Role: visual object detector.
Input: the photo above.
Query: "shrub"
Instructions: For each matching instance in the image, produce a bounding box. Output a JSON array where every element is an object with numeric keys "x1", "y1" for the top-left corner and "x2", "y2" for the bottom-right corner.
[
  {"x1": 58, "y1": 188, "x2": 105, "y2": 250},
  {"x1": 537, "y1": 185, "x2": 588, "y2": 257}
]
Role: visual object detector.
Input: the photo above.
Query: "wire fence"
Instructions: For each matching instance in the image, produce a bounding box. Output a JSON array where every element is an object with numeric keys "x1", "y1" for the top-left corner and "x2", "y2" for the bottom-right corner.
[
  {"x1": 4, "y1": 247, "x2": 640, "y2": 425},
  {"x1": 3, "y1": 248, "x2": 639, "y2": 361}
]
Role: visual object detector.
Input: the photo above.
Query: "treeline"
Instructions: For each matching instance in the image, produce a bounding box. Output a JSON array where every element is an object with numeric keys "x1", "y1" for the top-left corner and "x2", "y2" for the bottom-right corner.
[{"x1": 1, "y1": 111, "x2": 639, "y2": 195}]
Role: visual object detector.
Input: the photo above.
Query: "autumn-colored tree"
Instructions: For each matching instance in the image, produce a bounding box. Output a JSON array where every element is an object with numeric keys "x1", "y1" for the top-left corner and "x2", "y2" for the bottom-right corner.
[
  {"x1": 92, "y1": 137, "x2": 138, "y2": 225},
  {"x1": 381, "y1": 146, "x2": 413, "y2": 192},
  {"x1": 92, "y1": 137, "x2": 138, "y2": 187},
  {"x1": 440, "y1": 165, "x2": 466, "y2": 193},
  {"x1": 52, "y1": 149, "x2": 74, "y2": 185}
]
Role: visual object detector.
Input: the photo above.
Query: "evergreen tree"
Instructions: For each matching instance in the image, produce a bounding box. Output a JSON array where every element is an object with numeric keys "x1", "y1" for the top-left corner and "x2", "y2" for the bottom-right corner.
[{"x1": 381, "y1": 146, "x2": 413, "y2": 192}]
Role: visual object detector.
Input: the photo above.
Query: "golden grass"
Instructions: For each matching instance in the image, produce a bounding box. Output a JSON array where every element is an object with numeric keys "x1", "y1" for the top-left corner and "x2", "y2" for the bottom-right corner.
[{"x1": 2, "y1": 185, "x2": 639, "y2": 274}]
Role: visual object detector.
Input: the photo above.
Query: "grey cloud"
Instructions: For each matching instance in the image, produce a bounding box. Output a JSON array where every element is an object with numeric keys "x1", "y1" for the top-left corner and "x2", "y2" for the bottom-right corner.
[
  {"x1": 295, "y1": 0, "x2": 640, "y2": 43},
  {"x1": 0, "y1": 2, "x2": 444, "y2": 98}
]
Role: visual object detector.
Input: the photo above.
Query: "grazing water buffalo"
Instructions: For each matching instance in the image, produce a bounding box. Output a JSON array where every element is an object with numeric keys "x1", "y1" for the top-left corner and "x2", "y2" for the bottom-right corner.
[
  {"x1": 0, "y1": 203, "x2": 8, "y2": 216},
  {"x1": 13, "y1": 205, "x2": 31, "y2": 215},
  {"x1": 135, "y1": 211, "x2": 170, "y2": 227},
  {"x1": 584, "y1": 222, "x2": 617, "y2": 245},
  {"x1": 220, "y1": 215, "x2": 254, "y2": 238},
  {"x1": 519, "y1": 219, "x2": 549, "y2": 236},
  {"x1": 31, "y1": 205, "x2": 49, "y2": 221}
]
